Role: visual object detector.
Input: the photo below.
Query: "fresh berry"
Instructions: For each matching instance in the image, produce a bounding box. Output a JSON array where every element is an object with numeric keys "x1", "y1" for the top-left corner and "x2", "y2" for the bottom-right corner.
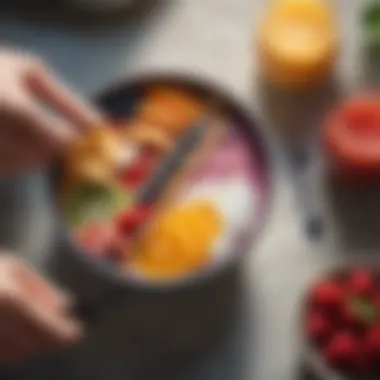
[
  {"x1": 119, "y1": 154, "x2": 157, "y2": 188},
  {"x1": 306, "y1": 312, "x2": 331, "y2": 343},
  {"x1": 352, "y1": 351, "x2": 372, "y2": 376},
  {"x1": 340, "y1": 302, "x2": 360, "y2": 328},
  {"x1": 75, "y1": 224, "x2": 119, "y2": 256},
  {"x1": 365, "y1": 325, "x2": 380, "y2": 359},
  {"x1": 107, "y1": 233, "x2": 127, "y2": 260},
  {"x1": 324, "y1": 332, "x2": 358, "y2": 368},
  {"x1": 347, "y1": 269, "x2": 375, "y2": 298},
  {"x1": 120, "y1": 163, "x2": 149, "y2": 187},
  {"x1": 116, "y1": 205, "x2": 152, "y2": 234},
  {"x1": 312, "y1": 280, "x2": 344, "y2": 311},
  {"x1": 374, "y1": 293, "x2": 380, "y2": 308}
]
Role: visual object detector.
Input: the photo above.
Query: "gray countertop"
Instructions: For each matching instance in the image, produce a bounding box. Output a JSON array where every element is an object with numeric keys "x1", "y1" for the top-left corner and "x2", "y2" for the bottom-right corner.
[{"x1": 0, "y1": 1, "x2": 374, "y2": 379}]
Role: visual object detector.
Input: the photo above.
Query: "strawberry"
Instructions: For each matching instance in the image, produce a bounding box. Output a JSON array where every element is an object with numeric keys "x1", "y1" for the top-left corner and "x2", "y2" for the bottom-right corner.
[
  {"x1": 120, "y1": 162, "x2": 149, "y2": 187},
  {"x1": 115, "y1": 205, "x2": 152, "y2": 234},
  {"x1": 311, "y1": 280, "x2": 344, "y2": 311},
  {"x1": 306, "y1": 312, "x2": 331, "y2": 343},
  {"x1": 347, "y1": 269, "x2": 375, "y2": 298},
  {"x1": 364, "y1": 324, "x2": 380, "y2": 359},
  {"x1": 75, "y1": 223, "x2": 119, "y2": 256},
  {"x1": 119, "y1": 154, "x2": 157, "y2": 188},
  {"x1": 324, "y1": 332, "x2": 359, "y2": 369}
]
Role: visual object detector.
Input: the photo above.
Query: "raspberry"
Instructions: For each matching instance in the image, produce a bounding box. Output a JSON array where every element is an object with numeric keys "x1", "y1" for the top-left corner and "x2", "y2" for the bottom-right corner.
[
  {"x1": 306, "y1": 312, "x2": 331, "y2": 343},
  {"x1": 119, "y1": 155, "x2": 157, "y2": 188},
  {"x1": 348, "y1": 269, "x2": 375, "y2": 298},
  {"x1": 75, "y1": 223, "x2": 119, "y2": 256},
  {"x1": 312, "y1": 280, "x2": 344, "y2": 311},
  {"x1": 115, "y1": 205, "x2": 152, "y2": 234},
  {"x1": 365, "y1": 325, "x2": 380, "y2": 359},
  {"x1": 324, "y1": 332, "x2": 358, "y2": 368},
  {"x1": 353, "y1": 352, "x2": 372, "y2": 376}
]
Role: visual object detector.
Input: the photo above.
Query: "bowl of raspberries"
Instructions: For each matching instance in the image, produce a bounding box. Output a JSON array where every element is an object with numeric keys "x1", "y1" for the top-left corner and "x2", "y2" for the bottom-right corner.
[{"x1": 304, "y1": 267, "x2": 380, "y2": 378}]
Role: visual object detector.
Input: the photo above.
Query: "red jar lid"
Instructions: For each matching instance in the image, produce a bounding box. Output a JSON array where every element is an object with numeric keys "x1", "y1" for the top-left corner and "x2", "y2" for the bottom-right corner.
[{"x1": 324, "y1": 96, "x2": 380, "y2": 178}]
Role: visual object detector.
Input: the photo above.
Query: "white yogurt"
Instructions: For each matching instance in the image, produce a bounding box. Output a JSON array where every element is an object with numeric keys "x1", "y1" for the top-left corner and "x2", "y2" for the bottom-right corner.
[{"x1": 180, "y1": 177, "x2": 257, "y2": 261}]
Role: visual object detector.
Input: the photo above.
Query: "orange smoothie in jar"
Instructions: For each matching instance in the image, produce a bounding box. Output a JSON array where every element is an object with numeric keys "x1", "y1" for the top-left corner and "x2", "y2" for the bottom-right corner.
[{"x1": 257, "y1": 0, "x2": 339, "y2": 91}]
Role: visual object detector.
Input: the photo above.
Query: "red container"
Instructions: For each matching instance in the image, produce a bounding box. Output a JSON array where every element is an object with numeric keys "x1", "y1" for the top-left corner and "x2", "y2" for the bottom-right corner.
[{"x1": 324, "y1": 95, "x2": 380, "y2": 184}]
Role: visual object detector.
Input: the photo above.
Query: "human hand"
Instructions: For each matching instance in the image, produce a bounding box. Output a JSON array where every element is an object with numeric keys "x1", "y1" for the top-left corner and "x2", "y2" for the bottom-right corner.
[
  {"x1": 0, "y1": 49, "x2": 102, "y2": 176},
  {"x1": 0, "y1": 254, "x2": 82, "y2": 365}
]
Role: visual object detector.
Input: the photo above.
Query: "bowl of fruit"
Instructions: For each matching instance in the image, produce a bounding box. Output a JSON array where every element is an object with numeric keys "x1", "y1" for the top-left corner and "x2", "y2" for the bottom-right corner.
[
  {"x1": 49, "y1": 73, "x2": 272, "y2": 358},
  {"x1": 304, "y1": 267, "x2": 380, "y2": 379}
]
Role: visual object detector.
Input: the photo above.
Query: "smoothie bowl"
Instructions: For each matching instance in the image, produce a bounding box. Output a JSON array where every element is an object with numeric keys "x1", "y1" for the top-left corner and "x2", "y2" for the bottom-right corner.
[{"x1": 49, "y1": 74, "x2": 272, "y2": 358}]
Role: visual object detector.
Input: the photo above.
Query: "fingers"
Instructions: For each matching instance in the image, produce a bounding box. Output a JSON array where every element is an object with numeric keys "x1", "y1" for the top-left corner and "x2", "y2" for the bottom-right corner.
[
  {"x1": 0, "y1": 306, "x2": 80, "y2": 366},
  {"x1": 26, "y1": 64, "x2": 103, "y2": 130},
  {"x1": 12, "y1": 294, "x2": 83, "y2": 348},
  {"x1": 0, "y1": 52, "x2": 100, "y2": 177},
  {"x1": 20, "y1": 99, "x2": 78, "y2": 149},
  {"x1": 0, "y1": 100, "x2": 76, "y2": 175},
  {"x1": 14, "y1": 260, "x2": 69, "y2": 312},
  {"x1": 0, "y1": 308, "x2": 50, "y2": 365},
  {"x1": 0, "y1": 256, "x2": 83, "y2": 365}
]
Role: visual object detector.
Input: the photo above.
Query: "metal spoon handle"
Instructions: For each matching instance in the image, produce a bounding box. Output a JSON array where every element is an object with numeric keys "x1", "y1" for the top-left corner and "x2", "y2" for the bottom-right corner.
[{"x1": 137, "y1": 123, "x2": 206, "y2": 204}]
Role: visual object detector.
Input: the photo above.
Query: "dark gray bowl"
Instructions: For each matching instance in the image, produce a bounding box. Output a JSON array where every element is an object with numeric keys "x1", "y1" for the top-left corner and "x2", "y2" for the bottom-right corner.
[{"x1": 49, "y1": 73, "x2": 273, "y2": 361}]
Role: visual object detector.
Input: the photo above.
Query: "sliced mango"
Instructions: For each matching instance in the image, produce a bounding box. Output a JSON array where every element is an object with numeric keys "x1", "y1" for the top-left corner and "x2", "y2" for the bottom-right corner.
[
  {"x1": 129, "y1": 200, "x2": 223, "y2": 279},
  {"x1": 135, "y1": 87, "x2": 204, "y2": 136},
  {"x1": 125, "y1": 120, "x2": 173, "y2": 153}
]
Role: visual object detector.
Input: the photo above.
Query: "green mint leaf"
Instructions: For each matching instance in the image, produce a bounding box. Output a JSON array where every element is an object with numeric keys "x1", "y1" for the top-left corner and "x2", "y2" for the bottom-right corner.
[
  {"x1": 64, "y1": 183, "x2": 132, "y2": 228},
  {"x1": 350, "y1": 298, "x2": 377, "y2": 325}
]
